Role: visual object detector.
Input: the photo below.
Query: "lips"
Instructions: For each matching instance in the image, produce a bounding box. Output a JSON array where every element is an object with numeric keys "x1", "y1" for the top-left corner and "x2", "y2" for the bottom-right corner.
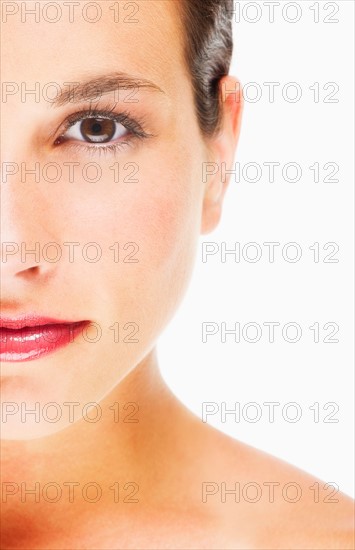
[{"x1": 0, "y1": 316, "x2": 90, "y2": 362}]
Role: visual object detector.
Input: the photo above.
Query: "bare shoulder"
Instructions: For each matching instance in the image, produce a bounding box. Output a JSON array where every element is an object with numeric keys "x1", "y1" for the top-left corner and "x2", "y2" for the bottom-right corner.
[{"x1": 190, "y1": 421, "x2": 355, "y2": 549}]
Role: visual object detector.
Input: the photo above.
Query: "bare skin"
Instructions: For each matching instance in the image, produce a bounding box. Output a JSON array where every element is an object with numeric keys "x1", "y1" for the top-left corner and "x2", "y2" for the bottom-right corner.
[
  {"x1": 0, "y1": 1, "x2": 354, "y2": 548},
  {"x1": 2, "y1": 353, "x2": 354, "y2": 549}
]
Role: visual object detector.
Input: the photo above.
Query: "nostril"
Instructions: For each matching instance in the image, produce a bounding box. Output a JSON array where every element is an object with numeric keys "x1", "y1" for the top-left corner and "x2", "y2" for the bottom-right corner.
[{"x1": 15, "y1": 266, "x2": 41, "y2": 278}]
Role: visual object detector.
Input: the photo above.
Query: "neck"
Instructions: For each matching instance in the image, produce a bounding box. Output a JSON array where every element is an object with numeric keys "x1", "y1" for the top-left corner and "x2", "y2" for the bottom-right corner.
[{"x1": 1, "y1": 349, "x2": 189, "y2": 546}]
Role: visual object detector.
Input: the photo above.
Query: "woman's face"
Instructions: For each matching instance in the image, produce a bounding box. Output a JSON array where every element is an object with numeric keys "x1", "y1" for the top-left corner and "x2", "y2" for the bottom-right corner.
[{"x1": 1, "y1": 1, "x2": 237, "y2": 439}]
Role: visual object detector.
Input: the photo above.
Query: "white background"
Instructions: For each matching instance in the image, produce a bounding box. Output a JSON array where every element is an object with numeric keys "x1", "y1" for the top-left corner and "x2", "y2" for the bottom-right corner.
[{"x1": 158, "y1": 0, "x2": 354, "y2": 498}]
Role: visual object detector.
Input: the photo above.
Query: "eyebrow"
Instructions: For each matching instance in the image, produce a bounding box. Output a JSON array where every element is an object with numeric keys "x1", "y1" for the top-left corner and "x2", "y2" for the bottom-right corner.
[{"x1": 51, "y1": 72, "x2": 165, "y2": 107}]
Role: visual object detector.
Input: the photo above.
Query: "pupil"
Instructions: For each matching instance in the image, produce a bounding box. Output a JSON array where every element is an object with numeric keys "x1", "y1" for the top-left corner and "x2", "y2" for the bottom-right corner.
[{"x1": 92, "y1": 122, "x2": 102, "y2": 134}]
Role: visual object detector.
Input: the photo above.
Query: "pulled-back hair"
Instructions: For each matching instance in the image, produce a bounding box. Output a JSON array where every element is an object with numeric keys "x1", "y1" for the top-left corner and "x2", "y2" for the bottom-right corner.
[{"x1": 180, "y1": 0, "x2": 234, "y2": 135}]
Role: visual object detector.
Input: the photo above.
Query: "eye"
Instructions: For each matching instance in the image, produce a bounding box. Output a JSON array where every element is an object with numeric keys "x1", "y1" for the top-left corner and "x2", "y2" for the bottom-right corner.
[
  {"x1": 61, "y1": 116, "x2": 129, "y2": 144},
  {"x1": 53, "y1": 108, "x2": 152, "y2": 155}
]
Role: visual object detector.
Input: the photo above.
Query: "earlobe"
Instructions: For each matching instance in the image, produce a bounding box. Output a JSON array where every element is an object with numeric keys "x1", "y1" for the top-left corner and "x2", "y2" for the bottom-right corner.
[{"x1": 200, "y1": 76, "x2": 243, "y2": 235}]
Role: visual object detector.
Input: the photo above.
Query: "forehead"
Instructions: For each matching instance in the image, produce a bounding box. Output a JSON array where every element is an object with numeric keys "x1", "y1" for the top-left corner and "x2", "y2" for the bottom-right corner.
[{"x1": 0, "y1": 0, "x2": 185, "y2": 91}]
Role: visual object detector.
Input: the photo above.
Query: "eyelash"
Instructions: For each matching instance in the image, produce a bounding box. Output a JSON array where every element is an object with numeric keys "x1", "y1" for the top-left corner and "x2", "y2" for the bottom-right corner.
[{"x1": 54, "y1": 107, "x2": 151, "y2": 157}]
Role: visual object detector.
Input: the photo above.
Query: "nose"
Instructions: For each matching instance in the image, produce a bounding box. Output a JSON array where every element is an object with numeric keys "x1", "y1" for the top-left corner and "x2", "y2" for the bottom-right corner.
[
  {"x1": 0, "y1": 176, "x2": 58, "y2": 297},
  {"x1": 0, "y1": 83, "x2": 63, "y2": 304}
]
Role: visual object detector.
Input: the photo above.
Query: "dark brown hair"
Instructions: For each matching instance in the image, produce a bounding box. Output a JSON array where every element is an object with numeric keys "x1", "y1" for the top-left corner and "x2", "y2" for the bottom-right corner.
[{"x1": 180, "y1": 0, "x2": 234, "y2": 135}]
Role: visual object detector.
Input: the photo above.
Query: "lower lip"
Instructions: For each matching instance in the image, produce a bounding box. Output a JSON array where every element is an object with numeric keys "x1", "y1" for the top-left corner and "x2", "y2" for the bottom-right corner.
[{"x1": 0, "y1": 322, "x2": 89, "y2": 362}]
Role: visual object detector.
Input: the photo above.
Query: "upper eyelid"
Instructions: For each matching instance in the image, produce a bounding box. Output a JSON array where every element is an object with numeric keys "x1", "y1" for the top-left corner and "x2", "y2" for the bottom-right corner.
[{"x1": 62, "y1": 109, "x2": 142, "y2": 133}]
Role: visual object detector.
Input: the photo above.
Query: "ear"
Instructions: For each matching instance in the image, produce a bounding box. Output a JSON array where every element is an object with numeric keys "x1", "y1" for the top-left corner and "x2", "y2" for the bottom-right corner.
[{"x1": 201, "y1": 76, "x2": 243, "y2": 234}]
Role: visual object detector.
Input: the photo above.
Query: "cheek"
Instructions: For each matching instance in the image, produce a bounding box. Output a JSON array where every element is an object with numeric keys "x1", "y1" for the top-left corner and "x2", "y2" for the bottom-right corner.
[
  {"x1": 87, "y1": 156, "x2": 204, "y2": 322},
  {"x1": 80, "y1": 152, "x2": 204, "y2": 275},
  {"x1": 132, "y1": 157, "x2": 204, "y2": 273},
  {"x1": 129, "y1": 185, "x2": 199, "y2": 267}
]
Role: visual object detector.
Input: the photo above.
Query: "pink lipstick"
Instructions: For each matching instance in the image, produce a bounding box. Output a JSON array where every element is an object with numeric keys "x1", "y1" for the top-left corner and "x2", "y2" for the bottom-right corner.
[{"x1": 0, "y1": 316, "x2": 90, "y2": 362}]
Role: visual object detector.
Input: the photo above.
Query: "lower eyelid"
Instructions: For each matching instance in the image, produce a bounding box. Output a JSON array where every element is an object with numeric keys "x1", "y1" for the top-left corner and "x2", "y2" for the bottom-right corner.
[{"x1": 55, "y1": 136, "x2": 137, "y2": 159}]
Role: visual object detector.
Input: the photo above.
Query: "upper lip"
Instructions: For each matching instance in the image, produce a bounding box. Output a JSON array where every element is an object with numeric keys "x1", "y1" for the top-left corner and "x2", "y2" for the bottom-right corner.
[{"x1": 0, "y1": 316, "x2": 85, "y2": 329}]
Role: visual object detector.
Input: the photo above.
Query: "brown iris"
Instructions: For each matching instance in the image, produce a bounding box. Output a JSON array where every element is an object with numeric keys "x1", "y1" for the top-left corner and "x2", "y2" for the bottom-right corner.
[{"x1": 80, "y1": 118, "x2": 116, "y2": 143}]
